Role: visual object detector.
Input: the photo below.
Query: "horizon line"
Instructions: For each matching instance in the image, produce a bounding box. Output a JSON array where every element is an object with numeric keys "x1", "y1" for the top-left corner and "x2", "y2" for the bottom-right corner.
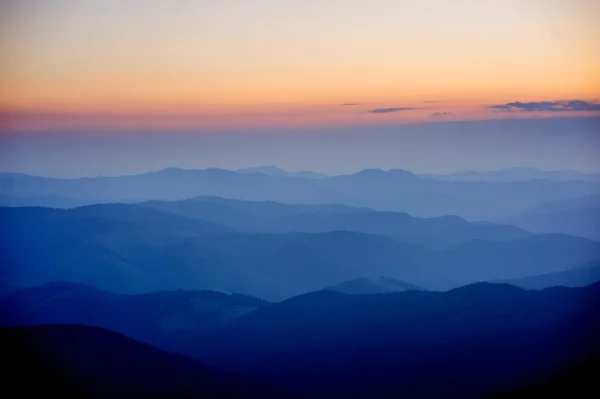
[{"x1": 1, "y1": 165, "x2": 598, "y2": 181}]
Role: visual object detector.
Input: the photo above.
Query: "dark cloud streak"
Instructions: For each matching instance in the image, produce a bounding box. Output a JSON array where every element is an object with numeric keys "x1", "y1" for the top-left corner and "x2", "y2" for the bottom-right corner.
[
  {"x1": 432, "y1": 112, "x2": 455, "y2": 118},
  {"x1": 489, "y1": 100, "x2": 600, "y2": 112},
  {"x1": 369, "y1": 107, "x2": 419, "y2": 114}
]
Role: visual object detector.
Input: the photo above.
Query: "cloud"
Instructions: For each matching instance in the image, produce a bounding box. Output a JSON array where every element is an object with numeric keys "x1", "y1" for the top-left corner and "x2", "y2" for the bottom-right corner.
[
  {"x1": 489, "y1": 100, "x2": 600, "y2": 112},
  {"x1": 340, "y1": 103, "x2": 359, "y2": 106},
  {"x1": 565, "y1": 100, "x2": 600, "y2": 111},
  {"x1": 368, "y1": 107, "x2": 418, "y2": 114},
  {"x1": 432, "y1": 112, "x2": 455, "y2": 118}
]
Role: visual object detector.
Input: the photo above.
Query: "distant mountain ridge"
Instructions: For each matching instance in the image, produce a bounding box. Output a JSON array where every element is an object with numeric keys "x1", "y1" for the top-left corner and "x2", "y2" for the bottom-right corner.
[
  {"x1": 237, "y1": 165, "x2": 328, "y2": 179},
  {"x1": 496, "y1": 261, "x2": 600, "y2": 289},
  {"x1": 139, "y1": 196, "x2": 531, "y2": 249},
  {"x1": 3, "y1": 167, "x2": 600, "y2": 220},
  {"x1": 502, "y1": 194, "x2": 600, "y2": 241},
  {"x1": 2, "y1": 205, "x2": 599, "y2": 299},
  {"x1": 512, "y1": 194, "x2": 600, "y2": 215},
  {"x1": 0, "y1": 194, "x2": 115, "y2": 209},
  {"x1": 325, "y1": 277, "x2": 424, "y2": 294},
  {"x1": 0, "y1": 281, "x2": 269, "y2": 355},
  {"x1": 421, "y1": 167, "x2": 600, "y2": 183}
]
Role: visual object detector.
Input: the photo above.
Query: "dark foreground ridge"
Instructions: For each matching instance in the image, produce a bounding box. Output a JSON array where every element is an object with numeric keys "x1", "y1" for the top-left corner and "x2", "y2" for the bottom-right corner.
[
  {"x1": 1, "y1": 282, "x2": 599, "y2": 398},
  {"x1": 195, "y1": 282, "x2": 600, "y2": 398},
  {"x1": 0, "y1": 324, "x2": 291, "y2": 399}
]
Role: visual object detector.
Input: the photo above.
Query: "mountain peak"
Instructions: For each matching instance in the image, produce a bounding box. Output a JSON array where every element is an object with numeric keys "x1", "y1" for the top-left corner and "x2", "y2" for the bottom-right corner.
[{"x1": 353, "y1": 168, "x2": 417, "y2": 179}]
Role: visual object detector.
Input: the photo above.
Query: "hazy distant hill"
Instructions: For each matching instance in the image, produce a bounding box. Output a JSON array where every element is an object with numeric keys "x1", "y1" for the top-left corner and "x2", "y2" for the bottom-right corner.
[
  {"x1": 507, "y1": 208, "x2": 600, "y2": 241},
  {"x1": 325, "y1": 277, "x2": 424, "y2": 294},
  {"x1": 497, "y1": 261, "x2": 600, "y2": 289},
  {"x1": 2, "y1": 205, "x2": 599, "y2": 299},
  {"x1": 503, "y1": 194, "x2": 600, "y2": 240},
  {"x1": 0, "y1": 208, "x2": 431, "y2": 299},
  {"x1": 140, "y1": 195, "x2": 371, "y2": 225},
  {"x1": 139, "y1": 196, "x2": 531, "y2": 249},
  {"x1": 0, "y1": 324, "x2": 287, "y2": 399},
  {"x1": 426, "y1": 234, "x2": 600, "y2": 288},
  {"x1": 3, "y1": 167, "x2": 600, "y2": 220},
  {"x1": 1, "y1": 203, "x2": 233, "y2": 236},
  {"x1": 511, "y1": 194, "x2": 600, "y2": 214},
  {"x1": 0, "y1": 204, "x2": 281, "y2": 296},
  {"x1": 0, "y1": 194, "x2": 111, "y2": 209},
  {"x1": 0, "y1": 281, "x2": 269, "y2": 354},
  {"x1": 422, "y1": 167, "x2": 600, "y2": 183}
]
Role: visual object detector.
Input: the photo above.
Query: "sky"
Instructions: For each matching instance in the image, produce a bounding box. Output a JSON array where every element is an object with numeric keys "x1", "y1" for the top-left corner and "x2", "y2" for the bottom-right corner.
[{"x1": 0, "y1": 0, "x2": 599, "y2": 176}]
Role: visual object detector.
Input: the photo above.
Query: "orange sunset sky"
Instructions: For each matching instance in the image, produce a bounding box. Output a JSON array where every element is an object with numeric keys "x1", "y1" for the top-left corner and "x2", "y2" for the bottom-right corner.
[{"x1": 1, "y1": 0, "x2": 599, "y2": 131}]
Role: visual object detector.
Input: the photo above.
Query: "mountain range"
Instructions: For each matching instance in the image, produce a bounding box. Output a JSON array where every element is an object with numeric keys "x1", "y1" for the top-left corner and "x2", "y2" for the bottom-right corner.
[
  {"x1": 2, "y1": 165, "x2": 598, "y2": 397},
  {"x1": 195, "y1": 282, "x2": 600, "y2": 398},
  {"x1": 0, "y1": 281, "x2": 269, "y2": 355},
  {"x1": 2, "y1": 281, "x2": 598, "y2": 398},
  {"x1": 237, "y1": 165, "x2": 329, "y2": 179},
  {"x1": 138, "y1": 196, "x2": 530, "y2": 249},
  {"x1": 421, "y1": 167, "x2": 600, "y2": 183},
  {"x1": 2, "y1": 167, "x2": 600, "y2": 220},
  {"x1": 497, "y1": 261, "x2": 600, "y2": 289},
  {"x1": 502, "y1": 194, "x2": 600, "y2": 241},
  {"x1": 325, "y1": 277, "x2": 424, "y2": 294},
  {"x1": 3, "y1": 204, "x2": 599, "y2": 299}
]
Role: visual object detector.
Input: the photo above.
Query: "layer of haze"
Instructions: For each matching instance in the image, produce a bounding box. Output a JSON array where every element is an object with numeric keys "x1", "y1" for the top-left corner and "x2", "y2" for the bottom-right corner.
[{"x1": 1, "y1": 118, "x2": 599, "y2": 178}]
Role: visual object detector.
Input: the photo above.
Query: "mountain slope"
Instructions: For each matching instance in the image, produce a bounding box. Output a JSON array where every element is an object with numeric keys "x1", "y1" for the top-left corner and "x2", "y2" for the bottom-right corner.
[
  {"x1": 140, "y1": 196, "x2": 531, "y2": 249},
  {"x1": 500, "y1": 194, "x2": 600, "y2": 240},
  {"x1": 0, "y1": 324, "x2": 288, "y2": 398},
  {"x1": 422, "y1": 167, "x2": 600, "y2": 183},
  {"x1": 427, "y1": 234, "x2": 600, "y2": 288},
  {"x1": 3, "y1": 283, "x2": 598, "y2": 398},
  {"x1": 511, "y1": 194, "x2": 600, "y2": 215},
  {"x1": 0, "y1": 280, "x2": 16, "y2": 300},
  {"x1": 1, "y1": 203, "x2": 233, "y2": 238},
  {"x1": 0, "y1": 281, "x2": 269, "y2": 354},
  {"x1": 195, "y1": 283, "x2": 600, "y2": 398},
  {"x1": 0, "y1": 204, "x2": 280, "y2": 296},
  {"x1": 506, "y1": 207, "x2": 600, "y2": 241},
  {"x1": 497, "y1": 261, "x2": 600, "y2": 289},
  {"x1": 0, "y1": 194, "x2": 108, "y2": 209},
  {"x1": 325, "y1": 277, "x2": 424, "y2": 294},
  {"x1": 0, "y1": 206, "x2": 430, "y2": 299},
  {"x1": 2, "y1": 205, "x2": 599, "y2": 298}
]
